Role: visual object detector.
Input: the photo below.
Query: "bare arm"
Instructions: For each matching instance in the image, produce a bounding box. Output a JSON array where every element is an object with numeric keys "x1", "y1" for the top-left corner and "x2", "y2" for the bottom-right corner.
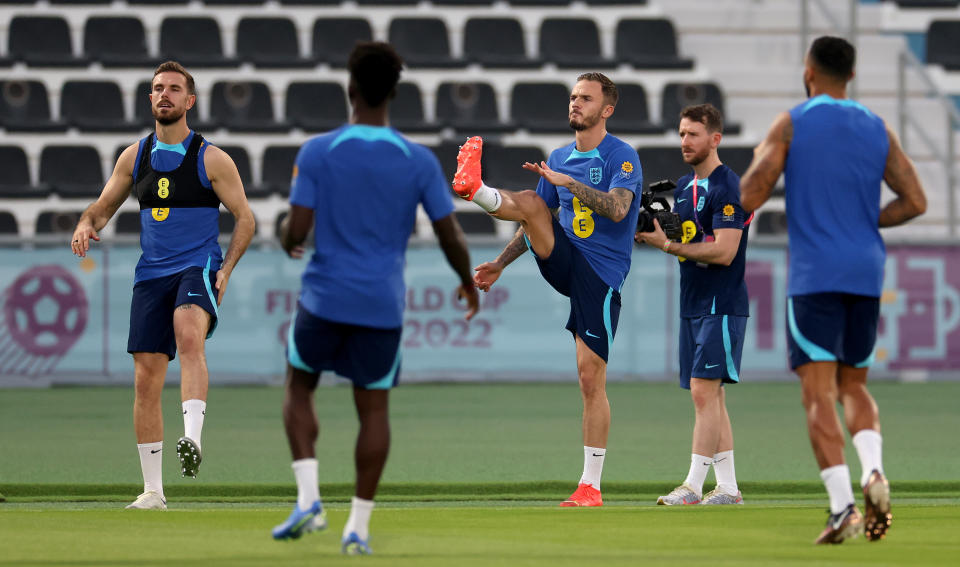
[
  {"x1": 879, "y1": 125, "x2": 927, "y2": 227},
  {"x1": 636, "y1": 222, "x2": 742, "y2": 266},
  {"x1": 522, "y1": 161, "x2": 634, "y2": 222},
  {"x1": 206, "y1": 145, "x2": 256, "y2": 304},
  {"x1": 473, "y1": 225, "x2": 529, "y2": 292},
  {"x1": 279, "y1": 204, "x2": 313, "y2": 258},
  {"x1": 70, "y1": 142, "x2": 137, "y2": 257},
  {"x1": 432, "y1": 213, "x2": 479, "y2": 320},
  {"x1": 740, "y1": 111, "x2": 792, "y2": 213}
]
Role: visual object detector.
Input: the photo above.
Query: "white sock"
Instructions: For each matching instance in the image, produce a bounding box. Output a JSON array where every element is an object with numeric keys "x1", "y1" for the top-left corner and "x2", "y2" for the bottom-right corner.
[
  {"x1": 343, "y1": 496, "x2": 375, "y2": 541},
  {"x1": 137, "y1": 442, "x2": 164, "y2": 498},
  {"x1": 292, "y1": 458, "x2": 320, "y2": 510},
  {"x1": 683, "y1": 454, "x2": 713, "y2": 496},
  {"x1": 579, "y1": 446, "x2": 606, "y2": 490},
  {"x1": 713, "y1": 450, "x2": 739, "y2": 494},
  {"x1": 852, "y1": 429, "x2": 884, "y2": 487},
  {"x1": 820, "y1": 464, "x2": 856, "y2": 514},
  {"x1": 182, "y1": 399, "x2": 206, "y2": 450},
  {"x1": 472, "y1": 181, "x2": 502, "y2": 213}
]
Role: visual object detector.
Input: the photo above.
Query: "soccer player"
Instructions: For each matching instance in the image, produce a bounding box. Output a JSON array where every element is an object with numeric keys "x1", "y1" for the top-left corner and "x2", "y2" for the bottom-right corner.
[
  {"x1": 454, "y1": 73, "x2": 642, "y2": 506},
  {"x1": 272, "y1": 42, "x2": 479, "y2": 554},
  {"x1": 740, "y1": 36, "x2": 926, "y2": 544},
  {"x1": 70, "y1": 61, "x2": 256, "y2": 509},
  {"x1": 635, "y1": 104, "x2": 748, "y2": 506}
]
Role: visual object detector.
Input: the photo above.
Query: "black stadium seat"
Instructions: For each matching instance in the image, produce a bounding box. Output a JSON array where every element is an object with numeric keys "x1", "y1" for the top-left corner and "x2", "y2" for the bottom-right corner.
[
  {"x1": 40, "y1": 145, "x2": 104, "y2": 198},
  {"x1": 435, "y1": 82, "x2": 514, "y2": 133},
  {"x1": 722, "y1": 146, "x2": 756, "y2": 178},
  {"x1": 236, "y1": 17, "x2": 314, "y2": 68},
  {"x1": 463, "y1": 18, "x2": 541, "y2": 68},
  {"x1": 456, "y1": 210, "x2": 497, "y2": 235},
  {"x1": 36, "y1": 211, "x2": 84, "y2": 234},
  {"x1": 896, "y1": 0, "x2": 959, "y2": 7},
  {"x1": 483, "y1": 144, "x2": 546, "y2": 191},
  {"x1": 539, "y1": 18, "x2": 613, "y2": 69},
  {"x1": 427, "y1": 141, "x2": 461, "y2": 186},
  {"x1": 61, "y1": 81, "x2": 141, "y2": 132},
  {"x1": 661, "y1": 82, "x2": 740, "y2": 134},
  {"x1": 511, "y1": 82, "x2": 571, "y2": 133},
  {"x1": 285, "y1": 82, "x2": 348, "y2": 132},
  {"x1": 160, "y1": 17, "x2": 237, "y2": 68},
  {"x1": 0, "y1": 211, "x2": 18, "y2": 235},
  {"x1": 217, "y1": 145, "x2": 269, "y2": 198},
  {"x1": 609, "y1": 83, "x2": 660, "y2": 135},
  {"x1": 262, "y1": 146, "x2": 300, "y2": 197},
  {"x1": 0, "y1": 145, "x2": 49, "y2": 198},
  {"x1": 0, "y1": 80, "x2": 65, "y2": 132},
  {"x1": 390, "y1": 83, "x2": 439, "y2": 133},
  {"x1": 927, "y1": 20, "x2": 960, "y2": 70},
  {"x1": 388, "y1": 18, "x2": 465, "y2": 68},
  {"x1": 84, "y1": 16, "x2": 159, "y2": 68},
  {"x1": 754, "y1": 210, "x2": 788, "y2": 235},
  {"x1": 9, "y1": 16, "x2": 89, "y2": 67},
  {"x1": 616, "y1": 19, "x2": 694, "y2": 70},
  {"x1": 209, "y1": 81, "x2": 289, "y2": 132},
  {"x1": 115, "y1": 211, "x2": 142, "y2": 234},
  {"x1": 312, "y1": 18, "x2": 373, "y2": 67},
  {"x1": 635, "y1": 146, "x2": 689, "y2": 187}
]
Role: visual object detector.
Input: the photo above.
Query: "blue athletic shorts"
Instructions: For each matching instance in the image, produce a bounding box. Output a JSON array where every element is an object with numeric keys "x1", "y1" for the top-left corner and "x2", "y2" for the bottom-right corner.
[
  {"x1": 787, "y1": 292, "x2": 879, "y2": 370},
  {"x1": 287, "y1": 305, "x2": 402, "y2": 390},
  {"x1": 678, "y1": 314, "x2": 747, "y2": 389},
  {"x1": 530, "y1": 217, "x2": 621, "y2": 362},
  {"x1": 127, "y1": 266, "x2": 219, "y2": 360}
]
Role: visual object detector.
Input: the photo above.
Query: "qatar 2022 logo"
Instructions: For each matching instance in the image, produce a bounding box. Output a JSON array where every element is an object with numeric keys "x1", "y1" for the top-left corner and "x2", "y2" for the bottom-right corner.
[{"x1": 0, "y1": 265, "x2": 88, "y2": 376}]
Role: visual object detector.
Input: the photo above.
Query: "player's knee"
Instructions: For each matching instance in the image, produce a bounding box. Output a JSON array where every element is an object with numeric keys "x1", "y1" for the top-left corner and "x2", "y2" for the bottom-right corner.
[
  {"x1": 577, "y1": 370, "x2": 606, "y2": 399},
  {"x1": 514, "y1": 190, "x2": 548, "y2": 216},
  {"x1": 176, "y1": 333, "x2": 205, "y2": 360}
]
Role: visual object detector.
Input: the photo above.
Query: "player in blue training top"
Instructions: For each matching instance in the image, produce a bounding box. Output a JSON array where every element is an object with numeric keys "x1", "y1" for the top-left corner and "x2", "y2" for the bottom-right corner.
[
  {"x1": 741, "y1": 36, "x2": 926, "y2": 544},
  {"x1": 70, "y1": 61, "x2": 256, "y2": 509},
  {"x1": 453, "y1": 72, "x2": 642, "y2": 507},
  {"x1": 636, "y1": 103, "x2": 750, "y2": 507},
  {"x1": 272, "y1": 42, "x2": 479, "y2": 554}
]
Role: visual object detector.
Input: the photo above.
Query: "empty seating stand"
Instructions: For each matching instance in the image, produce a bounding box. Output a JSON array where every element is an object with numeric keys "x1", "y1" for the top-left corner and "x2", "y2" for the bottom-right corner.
[
  {"x1": 609, "y1": 83, "x2": 660, "y2": 135},
  {"x1": 84, "y1": 16, "x2": 159, "y2": 68},
  {"x1": 36, "y1": 211, "x2": 84, "y2": 234},
  {"x1": 660, "y1": 82, "x2": 740, "y2": 135},
  {"x1": 463, "y1": 18, "x2": 541, "y2": 68},
  {"x1": 0, "y1": 211, "x2": 18, "y2": 235},
  {"x1": 160, "y1": 17, "x2": 237, "y2": 67},
  {"x1": 635, "y1": 146, "x2": 689, "y2": 187},
  {"x1": 615, "y1": 19, "x2": 694, "y2": 70},
  {"x1": 388, "y1": 18, "x2": 465, "y2": 68},
  {"x1": 0, "y1": 145, "x2": 49, "y2": 198},
  {"x1": 236, "y1": 17, "x2": 315, "y2": 68},
  {"x1": 539, "y1": 18, "x2": 613, "y2": 69},
  {"x1": 927, "y1": 20, "x2": 960, "y2": 70},
  {"x1": 209, "y1": 81, "x2": 289, "y2": 132},
  {"x1": 390, "y1": 83, "x2": 439, "y2": 133},
  {"x1": 39, "y1": 145, "x2": 104, "y2": 198},
  {"x1": 312, "y1": 18, "x2": 373, "y2": 67},
  {"x1": 285, "y1": 82, "x2": 348, "y2": 132},
  {"x1": 510, "y1": 82, "x2": 571, "y2": 133},
  {"x1": 0, "y1": 80, "x2": 65, "y2": 132},
  {"x1": 435, "y1": 82, "x2": 514, "y2": 133},
  {"x1": 61, "y1": 81, "x2": 141, "y2": 132},
  {"x1": 9, "y1": 16, "x2": 88, "y2": 67},
  {"x1": 262, "y1": 146, "x2": 300, "y2": 197}
]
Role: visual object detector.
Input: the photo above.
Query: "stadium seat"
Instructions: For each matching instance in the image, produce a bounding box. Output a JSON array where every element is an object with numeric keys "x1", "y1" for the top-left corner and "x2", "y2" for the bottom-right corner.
[
  {"x1": 204, "y1": 0, "x2": 264, "y2": 4},
  {"x1": 285, "y1": 81, "x2": 348, "y2": 132},
  {"x1": 36, "y1": 211, "x2": 84, "y2": 234},
  {"x1": 927, "y1": 20, "x2": 960, "y2": 70},
  {"x1": 51, "y1": 0, "x2": 111, "y2": 3},
  {"x1": 483, "y1": 144, "x2": 547, "y2": 191},
  {"x1": 539, "y1": 18, "x2": 613, "y2": 69},
  {"x1": 129, "y1": 0, "x2": 188, "y2": 4},
  {"x1": 456, "y1": 210, "x2": 497, "y2": 235},
  {"x1": 133, "y1": 80, "x2": 219, "y2": 132},
  {"x1": 312, "y1": 18, "x2": 373, "y2": 67},
  {"x1": 433, "y1": 0, "x2": 494, "y2": 4},
  {"x1": 217, "y1": 145, "x2": 269, "y2": 198},
  {"x1": 262, "y1": 145, "x2": 300, "y2": 197},
  {"x1": 463, "y1": 18, "x2": 542, "y2": 68},
  {"x1": 754, "y1": 210, "x2": 788, "y2": 235},
  {"x1": 8, "y1": 16, "x2": 89, "y2": 67},
  {"x1": 0, "y1": 145, "x2": 49, "y2": 198},
  {"x1": 0, "y1": 80, "x2": 66, "y2": 132},
  {"x1": 635, "y1": 146, "x2": 689, "y2": 187},
  {"x1": 356, "y1": 0, "x2": 417, "y2": 3},
  {"x1": 209, "y1": 81, "x2": 289, "y2": 132},
  {"x1": 509, "y1": 0, "x2": 571, "y2": 5},
  {"x1": 722, "y1": 146, "x2": 755, "y2": 178},
  {"x1": 510, "y1": 82, "x2": 571, "y2": 132},
  {"x1": 0, "y1": 211, "x2": 18, "y2": 235},
  {"x1": 436, "y1": 82, "x2": 514, "y2": 133},
  {"x1": 236, "y1": 17, "x2": 314, "y2": 68},
  {"x1": 160, "y1": 17, "x2": 237, "y2": 68},
  {"x1": 115, "y1": 211, "x2": 142, "y2": 234},
  {"x1": 615, "y1": 19, "x2": 694, "y2": 70},
  {"x1": 585, "y1": 0, "x2": 647, "y2": 4},
  {"x1": 61, "y1": 81, "x2": 141, "y2": 132},
  {"x1": 661, "y1": 82, "x2": 740, "y2": 134},
  {"x1": 427, "y1": 141, "x2": 461, "y2": 186},
  {"x1": 279, "y1": 0, "x2": 339, "y2": 4},
  {"x1": 388, "y1": 18, "x2": 465, "y2": 68},
  {"x1": 608, "y1": 83, "x2": 660, "y2": 134},
  {"x1": 896, "y1": 0, "x2": 960, "y2": 7},
  {"x1": 84, "y1": 16, "x2": 159, "y2": 68},
  {"x1": 390, "y1": 83, "x2": 439, "y2": 133},
  {"x1": 40, "y1": 145, "x2": 104, "y2": 198}
]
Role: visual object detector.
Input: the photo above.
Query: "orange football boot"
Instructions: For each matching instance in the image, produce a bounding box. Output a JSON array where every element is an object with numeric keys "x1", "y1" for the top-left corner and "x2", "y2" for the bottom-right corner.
[
  {"x1": 452, "y1": 136, "x2": 483, "y2": 200},
  {"x1": 560, "y1": 483, "x2": 603, "y2": 507}
]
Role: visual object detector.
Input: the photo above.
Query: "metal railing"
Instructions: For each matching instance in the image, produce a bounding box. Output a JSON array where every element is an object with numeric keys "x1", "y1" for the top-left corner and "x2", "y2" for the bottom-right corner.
[
  {"x1": 800, "y1": 0, "x2": 859, "y2": 100},
  {"x1": 898, "y1": 49, "x2": 960, "y2": 237}
]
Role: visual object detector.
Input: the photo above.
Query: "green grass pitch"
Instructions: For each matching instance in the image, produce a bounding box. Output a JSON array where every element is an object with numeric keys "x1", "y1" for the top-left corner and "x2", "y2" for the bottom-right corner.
[{"x1": 1, "y1": 382, "x2": 958, "y2": 564}]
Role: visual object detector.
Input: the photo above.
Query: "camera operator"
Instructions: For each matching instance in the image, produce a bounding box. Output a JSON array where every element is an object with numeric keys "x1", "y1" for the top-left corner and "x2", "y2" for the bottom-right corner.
[{"x1": 635, "y1": 104, "x2": 751, "y2": 506}]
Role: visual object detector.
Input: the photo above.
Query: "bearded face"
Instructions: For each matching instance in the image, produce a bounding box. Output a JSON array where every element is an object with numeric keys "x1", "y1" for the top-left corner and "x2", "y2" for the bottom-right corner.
[{"x1": 569, "y1": 106, "x2": 603, "y2": 131}]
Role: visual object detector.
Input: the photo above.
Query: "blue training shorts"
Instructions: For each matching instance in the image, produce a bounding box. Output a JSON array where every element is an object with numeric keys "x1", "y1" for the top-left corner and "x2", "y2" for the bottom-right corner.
[
  {"x1": 787, "y1": 292, "x2": 879, "y2": 370},
  {"x1": 678, "y1": 314, "x2": 747, "y2": 389},
  {"x1": 127, "y1": 266, "x2": 219, "y2": 360},
  {"x1": 287, "y1": 305, "x2": 402, "y2": 390},
  {"x1": 530, "y1": 216, "x2": 621, "y2": 362}
]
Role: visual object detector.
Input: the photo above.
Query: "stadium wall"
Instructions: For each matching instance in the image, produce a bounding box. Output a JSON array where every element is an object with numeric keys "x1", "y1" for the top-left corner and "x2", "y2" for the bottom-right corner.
[{"x1": 1, "y1": 242, "x2": 959, "y2": 387}]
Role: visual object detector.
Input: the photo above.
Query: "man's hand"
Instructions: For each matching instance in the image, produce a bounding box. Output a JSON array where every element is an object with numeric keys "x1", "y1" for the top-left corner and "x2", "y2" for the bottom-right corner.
[
  {"x1": 473, "y1": 260, "x2": 504, "y2": 292},
  {"x1": 70, "y1": 222, "x2": 100, "y2": 258},
  {"x1": 214, "y1": 269, "x2": 230, "y2": 306},
  {"x1": 457, "y1": 283, "x2": 480, "y2": 321},
  {"x1": 634, "y1": 219, "x2": 668, "y2": 249},
  {"x1": 523, "y1": 161, "x2": 572, "y2": 188}
]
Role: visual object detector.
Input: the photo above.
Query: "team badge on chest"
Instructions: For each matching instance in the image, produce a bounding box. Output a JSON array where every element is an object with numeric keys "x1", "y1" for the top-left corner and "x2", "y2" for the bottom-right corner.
[{"x1": 589, "y1": 167, "x2": 602, "y2": 184}]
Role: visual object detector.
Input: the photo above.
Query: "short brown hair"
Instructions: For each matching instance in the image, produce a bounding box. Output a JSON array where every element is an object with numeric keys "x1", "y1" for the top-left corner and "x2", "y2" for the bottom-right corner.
[
  {"x1": 576, "y1": 72, "x2": 618, "y2": 106},
  {"x1": 680, "y1": 103, "x2": 723, "y2": 134},
  {"x1": 153, "y1": 61, "x2": 196, "y2": 96}
]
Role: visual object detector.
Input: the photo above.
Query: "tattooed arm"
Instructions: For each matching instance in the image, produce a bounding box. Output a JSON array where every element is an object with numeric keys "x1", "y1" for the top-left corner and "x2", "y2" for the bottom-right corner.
[
  {"x1": 879, "y1": 124, "x2": 927, "y2": 227},
  {"x1": 473, "y1": 226, "x2": 529, "y2": 292},
  {"x1": 522, "y1": 161, "x2": 634, "y2": 222},
  {"x1": 740, "y1": 111, "x2": 792, "y2": 213}
]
